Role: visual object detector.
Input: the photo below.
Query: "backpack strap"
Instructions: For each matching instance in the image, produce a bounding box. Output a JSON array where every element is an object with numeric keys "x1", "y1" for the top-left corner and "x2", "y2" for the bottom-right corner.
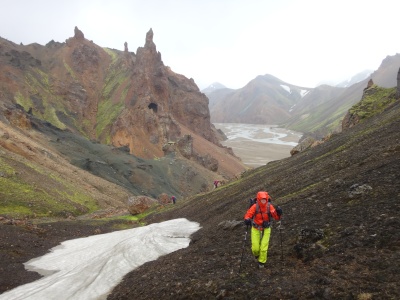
[
  {"x1": 267, "y1": 202, "x2": 272, "y2": 221},
  {"x1": 252, "y1": 202, "x2": 272, "y2": 230},
  {"x1": 255, "y1": 202, "x2": 271, "y2": 220}
]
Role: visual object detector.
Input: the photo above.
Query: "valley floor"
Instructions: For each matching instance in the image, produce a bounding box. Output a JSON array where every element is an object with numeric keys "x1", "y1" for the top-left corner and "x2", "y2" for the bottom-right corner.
[{"x1": 213, "y1": 123, "x2": 302, "y2": 167}]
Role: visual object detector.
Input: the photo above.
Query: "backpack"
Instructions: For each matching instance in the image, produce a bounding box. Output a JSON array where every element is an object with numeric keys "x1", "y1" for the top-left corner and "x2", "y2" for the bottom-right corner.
[{"x1": 248, "y1": 198, "x2": 256, "y2": 208}]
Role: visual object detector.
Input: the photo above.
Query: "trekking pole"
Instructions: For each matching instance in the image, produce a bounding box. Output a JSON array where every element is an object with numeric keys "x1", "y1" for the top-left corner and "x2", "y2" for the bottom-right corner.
[
  {"x1": 277, "y1": 219, "x2": 284, "y2": 263},
  {"x1": 238, "y1": 225, "x2": 249, "y2": 274}
]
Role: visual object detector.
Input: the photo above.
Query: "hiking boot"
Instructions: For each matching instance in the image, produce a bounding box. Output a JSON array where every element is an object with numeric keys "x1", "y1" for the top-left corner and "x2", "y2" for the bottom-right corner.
[{"x1": 258, "y1": 262, "x2": 265, "y2": 269}]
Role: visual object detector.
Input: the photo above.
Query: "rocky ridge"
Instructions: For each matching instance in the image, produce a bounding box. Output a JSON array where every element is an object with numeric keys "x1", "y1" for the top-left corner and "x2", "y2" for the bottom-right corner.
[
  {"x1": 0, "y1": 27, "x2": 244, "y2": 175},
  {"x1": 0, "y1": 27, "x2": 246, "y2": 219}
]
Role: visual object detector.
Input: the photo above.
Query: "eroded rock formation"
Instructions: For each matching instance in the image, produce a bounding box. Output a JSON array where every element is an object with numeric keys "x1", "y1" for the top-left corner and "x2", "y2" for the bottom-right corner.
[
  {"x1": 342, "y1": 79, "x2": 375, "y2": 130},
  {"x1": 74, "y1": 26, "x2": 85, "y2": 40},
  {"x1": 0, "y1": 27, "x2": 245, "y2": 180},
  {"x1": 111, "y1": 29, "x2": 220, "y2": 160}
]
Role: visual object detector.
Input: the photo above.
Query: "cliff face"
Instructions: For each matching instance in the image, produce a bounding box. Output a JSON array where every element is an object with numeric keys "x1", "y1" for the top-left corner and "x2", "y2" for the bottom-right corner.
[
  {"x1": 110, "y1": 29, "x2": 219, "y2": 159},
  {"x1": 0, "y1": 27, "x2": 240, "y2": 175}
]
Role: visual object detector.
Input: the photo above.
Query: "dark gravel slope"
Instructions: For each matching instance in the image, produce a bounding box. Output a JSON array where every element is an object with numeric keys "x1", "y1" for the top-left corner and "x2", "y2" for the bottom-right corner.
[
  {"x1": 109, "y1": 101, "x2": 400, "y2": 299},
  {"x1": 0, "y1": 101, "x2": 399, "y2": 299}
]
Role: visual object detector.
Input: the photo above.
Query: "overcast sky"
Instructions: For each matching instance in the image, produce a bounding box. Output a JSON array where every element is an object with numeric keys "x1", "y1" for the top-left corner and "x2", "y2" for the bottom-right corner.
[{"x1": 0, "y1": 0, "x2": 398, "y2": 89}]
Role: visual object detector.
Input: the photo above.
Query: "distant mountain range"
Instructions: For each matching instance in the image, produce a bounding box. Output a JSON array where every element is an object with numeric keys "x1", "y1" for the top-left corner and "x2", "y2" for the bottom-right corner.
[
  {"x1": 335, "y1": 69, "x2": 372, "y2": 87},
  {"x1": 203, "y1": 54, "x2": 400, "y2": 135},
  {"x1": 201, "y1": 82, "x2": 227, "y2": 94}
]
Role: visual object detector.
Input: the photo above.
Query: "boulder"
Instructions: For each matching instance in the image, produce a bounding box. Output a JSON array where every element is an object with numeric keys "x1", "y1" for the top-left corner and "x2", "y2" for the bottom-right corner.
[
  {"x1": 157, "y1": 193, "x2": 170, "y2": 205},
  {"x1": 177, "y1": 134, "x2": 193, "y2": 158},
  {"x1": 196, "y1": 153, "x2": 218, "y2": 172},
  {"x1": 290, "y1": 136, "x2": 316, "y2": 156},
  {"x1": 127, "y1": 195, "x2": 158, "y2": 215}
]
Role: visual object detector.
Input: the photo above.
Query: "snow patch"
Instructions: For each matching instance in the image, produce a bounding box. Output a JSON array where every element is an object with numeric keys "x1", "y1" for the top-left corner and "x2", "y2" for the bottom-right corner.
[
  {"x1": 280, "y1": 84, "x2": 291, "y2": 93},
  {"x1": 0, "y1": 218, "x2": 200, "y2": 300},
  {"x1": 300, "y1": 89, "x2": 309, "y2": 97}
]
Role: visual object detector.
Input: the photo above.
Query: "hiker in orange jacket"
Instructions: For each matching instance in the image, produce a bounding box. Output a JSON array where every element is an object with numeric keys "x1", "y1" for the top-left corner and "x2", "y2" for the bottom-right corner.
[{"x1": 244, "y1": 191, "x2": 282, "y2": 268}]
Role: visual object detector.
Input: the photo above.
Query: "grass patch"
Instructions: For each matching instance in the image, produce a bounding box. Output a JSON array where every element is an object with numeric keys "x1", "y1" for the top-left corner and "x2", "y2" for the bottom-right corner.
[
  {"x1": 63, "y1": 60, "x2": 77, "y2": 80},
  {"x1": 42, "y1": 105, "x2": 67, "y2": 130},
  {"x1": 0, "y1": 158, "x2": 98, "y2": 218},
  {"x1": 96, "y1": 59, "x2": 130, "y2": 140},
  {"x1": 279, "y1": 182, "x2": 320, "y2": 202},
  {"x1": 96, "y1": 98, "x2": 125, "y2": 138},
  {"x1": 349, "y1": 86, "x2": 396, "y2": 120},
  {"x1": 103, "y1": 48, "x2": 118, "y2": 62},
  {"x1": 14, "y1": 91, "x2": 32, "y2": 111},
  {"x1": 16, "y1": 69, "x2": 67, "y2": 130},
  {"x1": 0, "y1": 176, "x2": 70, "y2": 218}
]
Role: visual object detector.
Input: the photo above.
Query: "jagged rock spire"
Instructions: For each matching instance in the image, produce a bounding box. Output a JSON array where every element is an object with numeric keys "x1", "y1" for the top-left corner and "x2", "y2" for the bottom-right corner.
[
  {"x1": 74, "y1": 26, "x2": 85, "y2": 40},
  {"x1": 124, "y1": 42, "x2": 128, "y2": 52},
  {"x1": 134, "y1": 28, "x2": 162, "y2": 67},
  {"x1": 145, "y1": 28, "x2": 155, "y2": 49}
]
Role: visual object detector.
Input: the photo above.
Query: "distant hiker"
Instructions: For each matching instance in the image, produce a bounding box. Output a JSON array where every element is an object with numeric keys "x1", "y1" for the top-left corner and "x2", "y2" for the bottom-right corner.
[
  {"x1": 171, "y1": 196, "x2": 176, "y2": 204},
  {"x1": 213, "y1": 180, "x2": 219, "y2": 189},
  {"x1": 244, "y1": 191, "x2": 282, "y2": 268}
]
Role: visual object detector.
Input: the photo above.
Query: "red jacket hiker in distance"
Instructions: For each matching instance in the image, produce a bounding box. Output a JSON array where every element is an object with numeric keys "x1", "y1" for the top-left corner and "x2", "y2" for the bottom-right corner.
[{"x1": 244, "y1": 191, "x2": 281, "y2": 230}]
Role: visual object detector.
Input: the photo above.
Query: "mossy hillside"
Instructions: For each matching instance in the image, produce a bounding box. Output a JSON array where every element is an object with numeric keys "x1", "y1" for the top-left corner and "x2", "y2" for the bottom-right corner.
[
  {"x1": 284, "y1": 85, "x2": 366, "y2": 136},
  {"x1": 290, "y1": 99, "x2": 353, "y2": 133},
  {"x1": 63, "y1": 60, "x2": 77, "y2": 80},
  {"x1": 349, "y1": 86, "x2": 396, "y2": 120},
  {"x1": 96, "y1": 95, "x2": 125, "y2": 143},
  {"x1": 96, "y1": 50, "x2": 130, "y2": 142},
  {"x1": 293, "y1": 87, "x2": 399, "y2": 169},
  {"x1": 300, "y1": 86, "x2": 396, "y2": 134},
  {"x1": 0, "y1": 156, "x2": 98, "y2": 219},
  {"x1": 14, "y1": 69, "x2": 68, "y2": 130},
  {"x1": 103, "y1": 48, "x2": 118, "y2": 63}
]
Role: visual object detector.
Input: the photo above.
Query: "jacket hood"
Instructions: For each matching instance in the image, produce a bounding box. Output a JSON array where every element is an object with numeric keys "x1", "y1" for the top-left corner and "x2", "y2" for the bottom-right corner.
[{"x1": 256, "y1": 191, "x2": 269, "y2": 202}]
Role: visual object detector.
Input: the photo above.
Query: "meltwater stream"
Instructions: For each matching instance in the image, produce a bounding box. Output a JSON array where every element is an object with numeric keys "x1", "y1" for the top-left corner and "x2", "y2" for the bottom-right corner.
[{"x1": 213, "y1": 123, "x2": 302, "y2": 166}]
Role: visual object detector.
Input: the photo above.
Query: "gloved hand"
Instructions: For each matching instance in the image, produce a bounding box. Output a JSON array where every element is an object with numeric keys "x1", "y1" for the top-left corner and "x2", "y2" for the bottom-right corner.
[
  {"x1": 276, "y1": 206, "x2": 283, "y2": 216},
  {"x1": 244, "y1": 218, "x2": 252, "y2": 226}
]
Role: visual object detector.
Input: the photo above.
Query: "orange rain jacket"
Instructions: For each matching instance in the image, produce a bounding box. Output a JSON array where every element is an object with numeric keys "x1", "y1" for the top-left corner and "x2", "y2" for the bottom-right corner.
[{"x1": 244, "y1": 191, "x2": 281, "y2": 230}]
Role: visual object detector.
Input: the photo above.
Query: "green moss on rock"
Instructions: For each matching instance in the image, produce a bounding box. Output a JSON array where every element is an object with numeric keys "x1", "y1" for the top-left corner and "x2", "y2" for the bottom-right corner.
[{"x1": 349, "y1": 86, "x2": 396, "y2": 120}]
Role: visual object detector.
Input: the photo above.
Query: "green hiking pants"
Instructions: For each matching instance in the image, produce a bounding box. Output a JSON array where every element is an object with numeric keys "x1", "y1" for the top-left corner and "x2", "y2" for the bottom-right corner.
[{"x1": 251, "y1": 227, "x2": 271, "y2": 264}]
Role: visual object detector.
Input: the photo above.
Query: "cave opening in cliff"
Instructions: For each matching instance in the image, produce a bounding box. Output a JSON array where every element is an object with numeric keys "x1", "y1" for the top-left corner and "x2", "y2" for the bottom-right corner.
[{"x1": 148, "y1": 103, "x2": 158, "y2": 113}]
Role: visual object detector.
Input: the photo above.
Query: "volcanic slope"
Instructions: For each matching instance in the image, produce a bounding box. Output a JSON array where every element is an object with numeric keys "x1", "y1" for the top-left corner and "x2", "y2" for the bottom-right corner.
[
  {"x1": 0, "y1": 94, "x2": 399, "y2": 299},
  {"x1": 108, "y1": 101, "x2": 400, "y2": 298}
]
